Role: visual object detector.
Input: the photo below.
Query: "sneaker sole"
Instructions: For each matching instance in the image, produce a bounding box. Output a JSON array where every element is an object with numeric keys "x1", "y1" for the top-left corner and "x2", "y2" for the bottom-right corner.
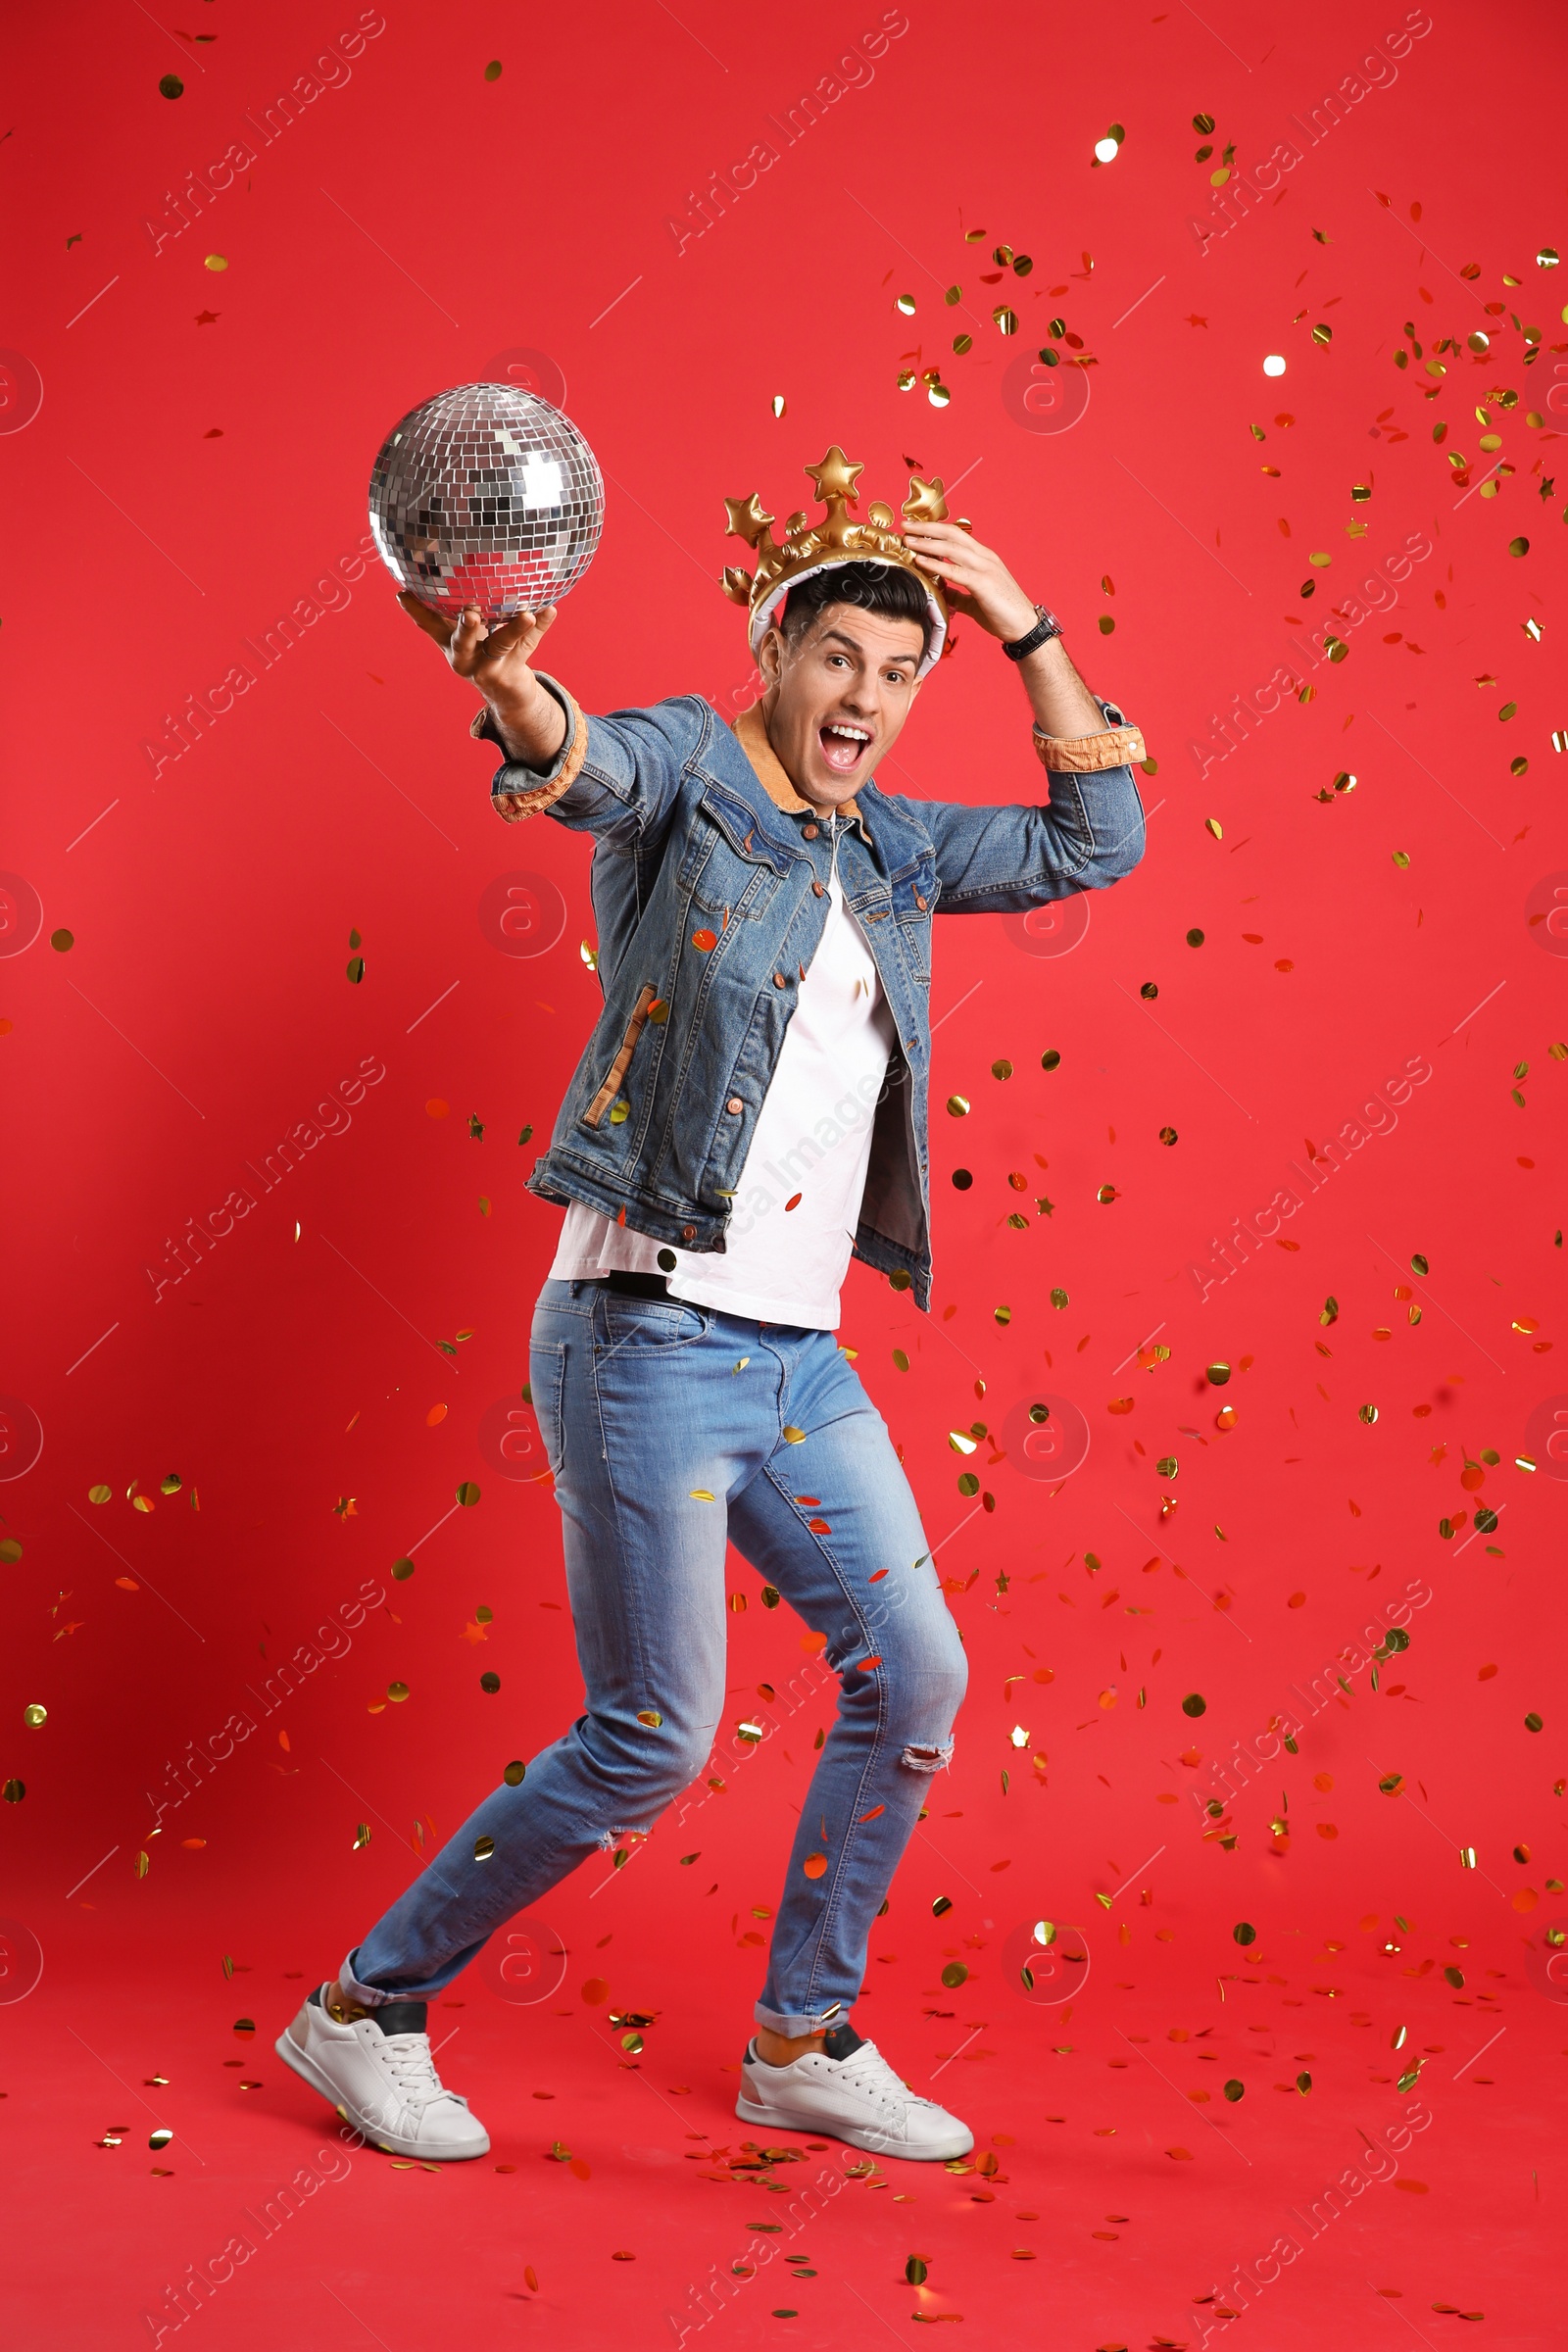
[
  {"x1": 734, "y1": 2086, "x2": 972, "y2": 2163},
  {"x1": 272, "y1": 2030, "x2": 491, "y2": 2161}
]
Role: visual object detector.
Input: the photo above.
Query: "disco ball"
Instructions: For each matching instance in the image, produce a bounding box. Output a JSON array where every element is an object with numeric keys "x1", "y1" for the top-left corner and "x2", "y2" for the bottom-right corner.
[{"x1": 368, "y1": 382, "x2": 604, "y2": 621}]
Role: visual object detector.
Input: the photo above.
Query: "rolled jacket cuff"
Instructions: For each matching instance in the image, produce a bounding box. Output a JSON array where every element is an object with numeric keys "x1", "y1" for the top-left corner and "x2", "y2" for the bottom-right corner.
[
  {"x1": 472, "y1": 669, "x2": 589, "y2": 819},
  {"x1": 1032, "y1": 717, "x2": 1146, "y2": 773}
]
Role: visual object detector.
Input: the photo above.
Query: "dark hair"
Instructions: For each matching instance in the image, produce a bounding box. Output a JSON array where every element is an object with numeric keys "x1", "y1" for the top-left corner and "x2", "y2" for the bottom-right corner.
[{"x1": 779, "y1": 561, "x2": 932, "y2": 662}]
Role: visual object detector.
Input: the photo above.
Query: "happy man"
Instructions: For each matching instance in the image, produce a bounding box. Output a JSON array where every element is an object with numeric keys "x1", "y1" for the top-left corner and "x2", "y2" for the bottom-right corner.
[{"x1": 278, "y1": 447, "x2": 1146, "y2": 2163}]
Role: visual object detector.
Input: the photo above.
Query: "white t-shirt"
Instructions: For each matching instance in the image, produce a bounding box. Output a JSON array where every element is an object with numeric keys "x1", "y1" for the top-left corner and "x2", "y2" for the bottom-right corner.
[{"x1": 550, "y1": 839, "x2": 895, "y2": 1329}]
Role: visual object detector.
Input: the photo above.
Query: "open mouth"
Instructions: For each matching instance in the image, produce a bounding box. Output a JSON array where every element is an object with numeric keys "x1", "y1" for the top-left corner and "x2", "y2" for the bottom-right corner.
[{"x1": 818, "y1": 720, "x2": 872, "y2": 777}]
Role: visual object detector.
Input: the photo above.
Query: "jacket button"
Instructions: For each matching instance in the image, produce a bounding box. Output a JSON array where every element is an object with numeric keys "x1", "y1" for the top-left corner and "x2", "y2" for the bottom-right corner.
[
  {"x1": 773, "y1": 972, "x2": 786, "y2": 987},
  {"x1": 915, "y1": 893, "x2": 927, "y2": 909},
  {"x1": 802, "y1": 822, "x2": 819, "y2": 840},
  {"x1": 812, "y1": 879, "x2": 824, "y2": 898},
  {"x1": 726, "y1": 1097, "x2": 744, "y2": 1113},
  {"x1": 682, "y1": 1225, "x2": 697, "y2": 1240}
]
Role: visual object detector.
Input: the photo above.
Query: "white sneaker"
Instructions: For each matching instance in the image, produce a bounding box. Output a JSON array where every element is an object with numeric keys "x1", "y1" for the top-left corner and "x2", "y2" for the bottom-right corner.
[
  {"x1": 736, "y1": 2024, "x2": 973, "y2": 2161},
  {"x1": 275, "y1": 1985, "x2": 490, "y2": 2161}
]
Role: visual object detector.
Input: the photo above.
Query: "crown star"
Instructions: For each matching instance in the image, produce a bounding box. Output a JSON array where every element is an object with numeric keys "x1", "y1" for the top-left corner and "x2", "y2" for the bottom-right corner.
[
  {"x1": 724, "y1": 492, "x2": 775, "y2": 548},
  {"x1": 804, "y1": 446, "x2": 863, "y2": 508},
  {"x1": 901, "y1": 474, "x2": 950, "y2": 525}
]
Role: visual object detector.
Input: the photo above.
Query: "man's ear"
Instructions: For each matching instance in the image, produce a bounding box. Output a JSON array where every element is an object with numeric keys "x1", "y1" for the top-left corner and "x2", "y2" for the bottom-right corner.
[{"x1": 757, "y1": 623, "x2": 786, "y2": 689}]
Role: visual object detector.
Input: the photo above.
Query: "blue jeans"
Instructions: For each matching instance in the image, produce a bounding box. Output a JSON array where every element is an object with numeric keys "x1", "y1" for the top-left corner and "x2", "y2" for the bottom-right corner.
[{"x1": 343, "y1": 1279, "x2": 967, "y2": 2034}]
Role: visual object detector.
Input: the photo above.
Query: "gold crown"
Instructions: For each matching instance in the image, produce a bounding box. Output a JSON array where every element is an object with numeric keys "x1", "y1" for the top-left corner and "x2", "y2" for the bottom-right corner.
[{"x1": 720, "y1": 445, "x2": 951, "y2": 678}]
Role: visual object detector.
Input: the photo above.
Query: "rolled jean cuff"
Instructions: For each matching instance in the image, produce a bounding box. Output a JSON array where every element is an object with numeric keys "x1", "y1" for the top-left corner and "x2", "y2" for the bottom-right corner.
[
  {"x1": 339, "y1": 1947, "x2": 403, "y2": 2008},
  {"x1": 753, "y1": 1997, "x2": 849, "y2": 2036}
]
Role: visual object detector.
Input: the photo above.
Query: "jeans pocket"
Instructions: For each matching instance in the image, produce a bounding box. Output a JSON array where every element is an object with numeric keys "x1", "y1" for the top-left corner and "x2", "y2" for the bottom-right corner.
[
  {"x1": 528, "y1": 1339, "x2": 568, "y2": 1475},
  {"x1": 598, "y1": 1298, "x2": 711, "y2": 1353}
]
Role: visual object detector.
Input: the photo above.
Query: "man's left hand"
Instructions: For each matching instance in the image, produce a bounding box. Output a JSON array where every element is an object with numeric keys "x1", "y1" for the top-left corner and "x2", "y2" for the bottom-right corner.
[{"x1": 899, "y1": 521, "x2": 1039, "y2": 643}]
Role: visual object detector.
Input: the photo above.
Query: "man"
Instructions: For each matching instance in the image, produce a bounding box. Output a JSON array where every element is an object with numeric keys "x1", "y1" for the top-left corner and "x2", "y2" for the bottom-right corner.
[{"x1": 277, "y1": 448, "x2": 1146, "y2": 2164}]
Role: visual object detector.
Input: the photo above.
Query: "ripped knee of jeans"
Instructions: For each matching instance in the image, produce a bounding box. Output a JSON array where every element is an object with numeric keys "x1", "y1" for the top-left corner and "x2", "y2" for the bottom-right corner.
[
  {"x1": 596, "y1": 1826, "x2": 653, "y2": 1853},
  {"x1": 900, "y1": 1740, "x2": 955, "y2": 1776}
]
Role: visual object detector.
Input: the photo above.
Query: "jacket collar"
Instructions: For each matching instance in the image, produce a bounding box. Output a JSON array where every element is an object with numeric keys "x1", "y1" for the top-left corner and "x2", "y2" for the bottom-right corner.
[{"x1": 732, "y1": 703, "x2": 866, "y2": 832}]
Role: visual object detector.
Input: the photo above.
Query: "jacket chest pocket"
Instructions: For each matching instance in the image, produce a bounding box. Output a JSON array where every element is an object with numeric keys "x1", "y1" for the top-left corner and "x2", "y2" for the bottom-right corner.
[
  {"x1": 889, "y1": 855, "x2": 937, "y2": 981},
  {"x1": 679, "y1": 793, "x2": 783, "y2": 922},
  {"x1": 890, "y1": 854, "x2": 937, "y2": 925}
]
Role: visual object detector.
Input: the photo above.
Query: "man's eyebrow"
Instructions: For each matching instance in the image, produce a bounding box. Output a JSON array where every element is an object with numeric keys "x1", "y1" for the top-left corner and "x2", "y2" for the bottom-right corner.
[{"x1": 819, "y1": 625, "x2": 919, "y2": 665}]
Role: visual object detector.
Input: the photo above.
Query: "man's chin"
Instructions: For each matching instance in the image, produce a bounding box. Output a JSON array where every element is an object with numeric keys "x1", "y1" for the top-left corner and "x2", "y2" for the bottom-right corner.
[{"x1": 807, "y1": 749, "x2": 873, "y2": 801}]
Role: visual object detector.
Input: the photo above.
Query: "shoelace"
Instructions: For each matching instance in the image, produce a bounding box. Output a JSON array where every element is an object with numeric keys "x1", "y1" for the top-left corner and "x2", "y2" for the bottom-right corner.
[
  {"x1": 375, "y1": 2032, "x2": 453, "y2": 2109},
  {"x1": 823, "y1": 2041, "x2": 937, "y2": 2114}
]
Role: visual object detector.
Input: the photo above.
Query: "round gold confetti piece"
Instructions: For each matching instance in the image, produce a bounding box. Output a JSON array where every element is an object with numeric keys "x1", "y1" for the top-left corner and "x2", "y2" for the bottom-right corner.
[
  {"x1": 388, "y1": 1682, "x2": 410, "y2": 1702},
  {"x1": 636, "y1": 1708, "x2": 664, "y2": 1728},
  {"x1": 456, "y1": 1480, "x2": 481, "y2": 1507},
  {"x1": 3, "y1": 1779, "x2": 24, "y2": 1803},
  {"x1": 204, "y1": 254, "x2": 227, "y2": 271},
  {"x1": 483, "y1": 58, "x2": 502, "y2": 79},
  {"x1": 158, "y1": 73, "x2": 183, "y2": 98},
  {"x1": 391, "y1": 1557, "x2": 415, "y2": 1581},
  {"x1": 87, "y1": 1483, "x2": 112, "y2": 1504},
  {"x1": 1205, "y1": 1362, "x2": 1231, "y2": 1387},
  {"x1": 474, "y1": 1835, "x2": 496, "y2": 1861},
  {"x1": 782, "y1": 1426, "x2": 807, "y2": 1445},
  {"x1": 503, "y1": 1759, "x2": 526, "y2": 1787},
  {"x1": 479, "y1": 1671, "x2": 501, "y2": 1693},
  {"x1": 24, "y1": 1704, "x2": 46, "y2": 1729},
  {"x1": 150, "y1": 2129, "x2": 173, "y2": 2149},
  {"x1": 50, "y1": 928, "x2": 74, "y2": 952}
]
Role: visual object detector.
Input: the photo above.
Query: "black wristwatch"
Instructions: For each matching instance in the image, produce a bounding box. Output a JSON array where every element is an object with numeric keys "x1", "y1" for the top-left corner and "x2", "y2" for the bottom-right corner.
[{"x1": 1002, "y1": 603, "x2": 1063, "y2": 661}]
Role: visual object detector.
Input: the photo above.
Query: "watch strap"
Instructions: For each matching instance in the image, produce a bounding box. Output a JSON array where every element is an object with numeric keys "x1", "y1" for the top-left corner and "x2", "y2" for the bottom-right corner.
[{"x1": 1002, "y1": 603, "x2": 1062, "y2": 662}]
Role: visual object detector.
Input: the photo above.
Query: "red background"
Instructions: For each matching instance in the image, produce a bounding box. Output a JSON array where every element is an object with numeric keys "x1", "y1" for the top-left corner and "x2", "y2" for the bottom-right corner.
[{"x1": 1, "y1": 0, "x2": 1563, "y2": 2344}]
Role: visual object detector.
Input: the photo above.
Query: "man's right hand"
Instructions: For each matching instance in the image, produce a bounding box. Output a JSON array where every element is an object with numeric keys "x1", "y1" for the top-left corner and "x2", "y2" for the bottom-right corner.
[{"x1": 399, "y1": 593, "x2": 568, "y2": 769}]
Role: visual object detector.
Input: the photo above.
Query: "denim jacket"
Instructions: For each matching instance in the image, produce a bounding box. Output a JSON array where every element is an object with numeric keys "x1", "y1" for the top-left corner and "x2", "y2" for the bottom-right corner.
[{"x1": 474, "y1": 676, "x2": 1147, "y2": 1309}]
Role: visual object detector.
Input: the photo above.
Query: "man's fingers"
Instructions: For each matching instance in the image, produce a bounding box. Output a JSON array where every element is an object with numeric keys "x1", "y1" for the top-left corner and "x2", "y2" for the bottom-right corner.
[
  {"x1": 398, "y1": 592, "x2": 458, "y2": 648},
  {"x1": 483, "y1": 612, "x2": 532, "y2": 655}
]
